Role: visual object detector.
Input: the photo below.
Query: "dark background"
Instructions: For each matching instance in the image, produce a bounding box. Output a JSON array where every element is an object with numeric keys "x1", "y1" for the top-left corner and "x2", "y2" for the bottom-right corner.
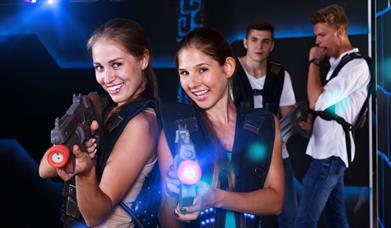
[{"x1": 0, "y1": 0, "x2": 385, "y2": 227}]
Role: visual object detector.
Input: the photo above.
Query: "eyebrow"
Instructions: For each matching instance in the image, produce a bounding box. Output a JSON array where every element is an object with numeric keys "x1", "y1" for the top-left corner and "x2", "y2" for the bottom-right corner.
[
  {"x1": 93, "y1": 57, "x2": 124, "y2": 65},
  {"x1": 178, "y1": 62, "x2": 210, "y2": 71}
]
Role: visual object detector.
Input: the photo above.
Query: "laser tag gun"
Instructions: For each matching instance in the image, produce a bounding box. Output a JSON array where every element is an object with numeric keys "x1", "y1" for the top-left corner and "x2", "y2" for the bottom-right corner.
[
  {"x1": 280, "y1": 101, "x2": 311, "y2": 142},
  {"x1": 173, "y1": 123, "x2": 202, "y2": 209},
  {"x1": 46, "y1": 92, "x2": 109, "y2": 173}
]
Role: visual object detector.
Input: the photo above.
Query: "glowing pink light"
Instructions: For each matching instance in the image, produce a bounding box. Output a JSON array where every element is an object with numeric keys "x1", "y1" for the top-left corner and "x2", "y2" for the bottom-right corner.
[{"x1": 177, "y1": 160, "x2": 202, "y2": 185}]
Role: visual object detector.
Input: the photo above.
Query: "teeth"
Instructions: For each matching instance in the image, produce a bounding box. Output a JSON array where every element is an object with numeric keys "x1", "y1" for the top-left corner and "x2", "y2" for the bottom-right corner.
[
  {"x1": 107, "y1": 83, "x2": 123, "y2": 92},
  {"x1": 194, "y1": 90, "x2": 208, "y2": 96}
]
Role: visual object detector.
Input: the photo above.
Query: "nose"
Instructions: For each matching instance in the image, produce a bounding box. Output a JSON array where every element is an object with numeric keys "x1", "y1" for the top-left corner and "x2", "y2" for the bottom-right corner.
[
  {"x1": 103, "y1": 68, "x2": 115, "y2": 84},
  {"x1": 315, "y1": 36, "x2": 321, "y2": 46},
  {"x1": 188, "y1": 73, "x2": 200, "y2": 89}
]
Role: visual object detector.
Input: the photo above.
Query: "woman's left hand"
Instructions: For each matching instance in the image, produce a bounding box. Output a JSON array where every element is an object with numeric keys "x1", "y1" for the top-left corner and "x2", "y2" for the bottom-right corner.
[
  {"x1": 56, "y1": 144, "x2": 95, "y2": 181},
  {"x1": 174, "y1": 181, "x2": 214, "y2": 221}
]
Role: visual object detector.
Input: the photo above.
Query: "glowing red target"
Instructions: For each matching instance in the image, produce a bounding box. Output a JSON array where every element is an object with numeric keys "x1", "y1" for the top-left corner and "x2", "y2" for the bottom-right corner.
[{"x1": 177, "y1": 160, "x2": 202, "y2": 185}]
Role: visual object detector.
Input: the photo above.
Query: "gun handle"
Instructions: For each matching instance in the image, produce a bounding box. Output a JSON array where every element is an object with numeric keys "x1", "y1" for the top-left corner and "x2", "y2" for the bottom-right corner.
[{"x1": 47, "y1": 145, "x2": 70, "y2": 168}]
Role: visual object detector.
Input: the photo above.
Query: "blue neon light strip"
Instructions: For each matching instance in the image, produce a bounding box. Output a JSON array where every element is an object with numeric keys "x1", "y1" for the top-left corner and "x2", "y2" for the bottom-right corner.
[
  {"x1": 377, "y1": 150, "x2": 391, "y2": 168},
  {"x1": 377, "y1": 85, "x2": 391, "y2": 96},
  {"x1": 376, "y1": 5, "x2": 391, "y2": 17},
  {"x1": 378, "y1": 217, "x2": 384, "y2": 228}
]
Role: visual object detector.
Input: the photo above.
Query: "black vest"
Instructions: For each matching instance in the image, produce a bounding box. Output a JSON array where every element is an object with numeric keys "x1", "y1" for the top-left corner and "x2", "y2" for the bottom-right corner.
[
  {"x1": 232, "y1": 59, "x2": 285, "y2": 115},
  {"x1": 158, "y1": 101, "x2": 275, "y2": 228}
]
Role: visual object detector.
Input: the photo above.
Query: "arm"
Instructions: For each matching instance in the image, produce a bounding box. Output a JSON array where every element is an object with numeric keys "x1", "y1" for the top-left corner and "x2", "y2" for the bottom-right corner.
[
  {"x1": 158, "y1": 131, "x2": 181, "y2": 228},
  {"x1": 279, "y1": 70, "x2": 296, "y2": 118},
  {"x1": 307, "y1": 46, "x2": 326, "y2": 110},
  {"x1": 73, "y1": 112, "x2": 159, "y2": 227},
  {"x1": 39, "y1": 151, "x2": 59, "y2": 178}
]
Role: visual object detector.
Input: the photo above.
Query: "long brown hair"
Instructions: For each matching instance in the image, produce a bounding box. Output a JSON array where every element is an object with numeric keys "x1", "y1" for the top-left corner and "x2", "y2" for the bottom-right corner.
[
  {"x1": 87, "y1": 18, "x2": 158, "y2": 101},
  {"x1": 87, "y1": 18, "x2": 158, "y2": 128},
  {"x1": 177, "y1": 27, "x2": 236, "y2": 190}
]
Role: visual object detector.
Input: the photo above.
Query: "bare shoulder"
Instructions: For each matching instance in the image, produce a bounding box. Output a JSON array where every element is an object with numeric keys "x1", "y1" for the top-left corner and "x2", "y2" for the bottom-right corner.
[{"x1": 125, "y1": 109, "x2": 158, "y2": 134}]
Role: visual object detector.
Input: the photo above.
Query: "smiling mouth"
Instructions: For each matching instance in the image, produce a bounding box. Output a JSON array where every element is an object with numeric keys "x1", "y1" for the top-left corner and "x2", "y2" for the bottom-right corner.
[
  {"x1": 107, "y1": 82, "x2": 124, "y2": 94},
  {"x1": 192, "y1": 89, "x2": 209, "y2": 97}
]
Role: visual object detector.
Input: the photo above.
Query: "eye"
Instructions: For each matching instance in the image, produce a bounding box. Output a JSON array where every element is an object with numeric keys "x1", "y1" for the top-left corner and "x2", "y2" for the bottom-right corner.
[
  {"x1": 112, "y1": 62, "x2": 122, "y2": 69},
  {"x1": 94, "y1": 64, "x2": 103, "y2": 72},
  {"x1": 199, "y1": 67, "x2": 208, "y2": 73},
  {"x1": 178, "y1": 70, "x2": 189, "y2": 76}
]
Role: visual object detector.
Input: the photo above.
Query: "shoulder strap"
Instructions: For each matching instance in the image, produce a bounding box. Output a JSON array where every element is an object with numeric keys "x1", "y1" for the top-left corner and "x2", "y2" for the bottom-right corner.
[
  {"x1": 158, "y1": 100, "x2": 199, "y2": 156},
  {"x1": 157, "y1": 99, "x2": 215, "y2": 185},
  {"x1": 97, "y1": 99, "x2": 156, "y2": 180},
  {"x1": 231, "y1": 58, "x2": 254, "y2": 108},
  {"x1": 263, "y1": 61, "x2": 285, "y2": 115},
  {"x1": 324, "y1": 52, "x2": 363, "y2": 85},
  {"x1": 233, "y1": 107, "x2": 275, "y2": 228},
  {"x1": 234, "y1": 107, "x2": 275, "y2": 192}
]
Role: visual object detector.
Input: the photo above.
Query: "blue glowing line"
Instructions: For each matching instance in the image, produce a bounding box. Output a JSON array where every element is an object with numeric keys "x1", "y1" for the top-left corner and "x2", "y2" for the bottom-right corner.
[
  {"x1": 377, "y1": 150, "x2": 391, "y2": 168},
  {"x1": 377, "y1": 85, "x2": 391, "y2": 96},
  {"x1": 376, "y1": 6, "x2": 391, "y2": 17},
  {"x1": 381, "y1": 17, "x2": 384, "y2": 85},
  {"x1": 378, "y1": 217, "x2": 384, "y2": 228}
]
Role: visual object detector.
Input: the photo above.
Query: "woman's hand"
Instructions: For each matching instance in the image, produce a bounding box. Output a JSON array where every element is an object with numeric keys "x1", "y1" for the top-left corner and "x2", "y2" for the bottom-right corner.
[
  {"x1": 174, "y1": 181, "x2": 214, "y2": 222},
  {"x1": 56, "y1": 120, "x2": 99, "y2": 181}
]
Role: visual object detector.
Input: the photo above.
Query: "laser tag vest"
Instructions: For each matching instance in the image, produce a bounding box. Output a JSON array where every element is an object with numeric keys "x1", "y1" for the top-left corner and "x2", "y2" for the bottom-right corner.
[
  {"x1": 62, "y1": 99, "x2": 161, "y2": 228},
  {"x1": 158, "y1": 101, "x2": 275, "y2": 228},
  {"x1": 316, "y1": 52, "x2": 374, "y2": 167},
  {"x1": 232, "y1": 59, "x2": 285, "y2": 115}
]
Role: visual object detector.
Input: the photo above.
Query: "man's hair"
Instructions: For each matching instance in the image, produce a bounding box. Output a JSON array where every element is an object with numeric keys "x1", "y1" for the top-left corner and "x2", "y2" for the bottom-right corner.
[
  {"x1": 310, "y1": 4, "x2": 349, "y2": 29},
  {"x1": 246, "y1": 19, "x2": 274, "y2": 39}
]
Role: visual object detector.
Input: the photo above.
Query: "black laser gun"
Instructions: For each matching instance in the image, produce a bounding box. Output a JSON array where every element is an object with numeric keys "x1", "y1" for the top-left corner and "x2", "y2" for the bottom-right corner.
[
  {"x1": 173, "y1": 124, "x2": 202, "y2": 209},
  {"x1": 46, "y1": 92, "x2": 109, "y2": 173},
  {"x1": 280, "y1": 101, "x2": 311, "y2": 142}
]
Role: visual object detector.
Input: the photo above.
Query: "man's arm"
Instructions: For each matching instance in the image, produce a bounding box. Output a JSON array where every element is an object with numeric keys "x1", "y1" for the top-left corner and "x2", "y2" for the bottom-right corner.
[{"x1": 307, "y1": 46, "x2": 326, "y2": 109}]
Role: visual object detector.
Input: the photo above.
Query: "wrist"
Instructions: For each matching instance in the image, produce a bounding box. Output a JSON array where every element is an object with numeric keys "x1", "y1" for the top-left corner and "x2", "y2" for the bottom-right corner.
[
  {"x1": 309, "y1": 58, "x2": 321, "y2": 66},
  {"x1": 209, "y1": 188, "x2": 223, "y2": 208}
]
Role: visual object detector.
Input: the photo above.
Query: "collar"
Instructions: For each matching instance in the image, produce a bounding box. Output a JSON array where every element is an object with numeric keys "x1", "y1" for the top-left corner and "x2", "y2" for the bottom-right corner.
[{"x1": 329, "y1": 48, "x2": 359, "y2": 67}]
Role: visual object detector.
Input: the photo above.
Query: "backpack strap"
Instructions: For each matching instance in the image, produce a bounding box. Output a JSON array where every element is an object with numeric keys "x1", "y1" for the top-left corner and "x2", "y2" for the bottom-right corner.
[
  {"x1": 262, "y1": 61, "x2": 285, "y2": 115},
  {"x1": 316, "y1": 52, "x2": 372, "y2": 167}
]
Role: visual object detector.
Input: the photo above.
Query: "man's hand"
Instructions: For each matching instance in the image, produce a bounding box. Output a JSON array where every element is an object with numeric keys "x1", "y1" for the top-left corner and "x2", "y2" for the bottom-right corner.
[{"x1": 309, "y1": 46, "x2": 327, "y2": 62}]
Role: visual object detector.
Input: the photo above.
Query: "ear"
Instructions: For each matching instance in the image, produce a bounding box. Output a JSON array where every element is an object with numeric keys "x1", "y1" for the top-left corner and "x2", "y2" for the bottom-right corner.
[
  {"x1": 141, "y1": 49, "x2": 150, "y2": 70},
  {"x1": 243, "y1": 38, "x2": 248, "y2": 49},
  {"x1": 224, "y1": 57, "x2": 236, "y2": 79},
  {"x1": 336, "y1": 25, "x2": 346, "y2": 37}
]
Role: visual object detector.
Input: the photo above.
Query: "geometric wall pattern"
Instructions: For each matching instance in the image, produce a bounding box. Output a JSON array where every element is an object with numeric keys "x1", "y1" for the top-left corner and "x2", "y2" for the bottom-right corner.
[{"x1": 376, "y1": 1, "x2": 391, "y2": 228}]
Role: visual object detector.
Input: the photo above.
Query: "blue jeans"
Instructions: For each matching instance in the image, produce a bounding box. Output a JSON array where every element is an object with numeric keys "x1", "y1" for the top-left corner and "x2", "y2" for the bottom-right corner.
[
  {"x1": 294, "y1": 157, "x2": 349, "y2": 228},
  {"x1": 278, "y1": 158, "x2": 298, "y2": 228}
]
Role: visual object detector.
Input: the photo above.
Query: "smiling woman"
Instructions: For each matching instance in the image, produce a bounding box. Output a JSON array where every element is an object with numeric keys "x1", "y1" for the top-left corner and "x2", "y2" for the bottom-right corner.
[
  {"x1": 39, "y1": 18, "x2": 161, "y2": 228},
  {"x1": 158, "y1": 27, "x2": 284, "y2": 228}
]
